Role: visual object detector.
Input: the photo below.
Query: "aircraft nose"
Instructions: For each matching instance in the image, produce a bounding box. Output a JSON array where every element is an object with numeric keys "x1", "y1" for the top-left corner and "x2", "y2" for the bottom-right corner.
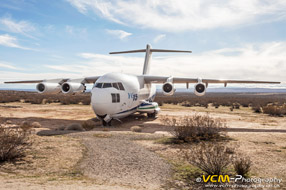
[{"x1": 91, "y1": 89, "x2": 111, "y2": 115}]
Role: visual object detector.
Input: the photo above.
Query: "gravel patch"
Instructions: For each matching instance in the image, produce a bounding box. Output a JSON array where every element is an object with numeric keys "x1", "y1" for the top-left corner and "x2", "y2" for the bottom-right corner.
[{"x1": 69, "y1": 131, "x2": 171, "y2": 189}]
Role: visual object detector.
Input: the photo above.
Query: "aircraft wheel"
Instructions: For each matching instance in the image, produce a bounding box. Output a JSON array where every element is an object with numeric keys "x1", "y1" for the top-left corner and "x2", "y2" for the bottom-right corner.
[
  {"x1": 102, "y1": 120, "x2": 107, "y2": 126},
  {"x1": 107, "y1": 120, "x2": 112, "y2": 126},
  {"x1": 147, "y1": 112, "x2": 157, "y2": 118}
]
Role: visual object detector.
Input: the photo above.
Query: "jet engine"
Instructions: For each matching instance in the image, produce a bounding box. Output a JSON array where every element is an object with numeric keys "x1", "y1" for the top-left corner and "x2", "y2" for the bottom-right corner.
[
  {"x1": 61, "y1": 82, "x2": 86, "y2": 94},
  {"x1": 194, "y1": 83, "x2": 206, "y2": 96},
  {"x1": 36, "y1": 82, "x2": 61, "y2": 94},
  {"x1": 162, "y1": 82, "x2": 175, "y2": 96}
]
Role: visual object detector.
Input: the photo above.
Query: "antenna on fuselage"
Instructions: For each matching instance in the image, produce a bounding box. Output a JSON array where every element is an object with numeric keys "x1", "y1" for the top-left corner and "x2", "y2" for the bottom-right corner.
[{"x1": 109, "y1": 44, "x2": 192, "y2": 75}]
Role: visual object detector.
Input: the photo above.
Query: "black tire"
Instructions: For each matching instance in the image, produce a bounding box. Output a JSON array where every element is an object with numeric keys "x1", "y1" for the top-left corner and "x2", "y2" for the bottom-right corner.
[
  {"x1": 102, "y1": 120, "x2": 107, "y2": 126},
  {"x1": 107, "y1": 120, "x2": 112, "y2": 126},
  {"x1": 147, "y1": 112, "x2": 156, "y2": 118}
]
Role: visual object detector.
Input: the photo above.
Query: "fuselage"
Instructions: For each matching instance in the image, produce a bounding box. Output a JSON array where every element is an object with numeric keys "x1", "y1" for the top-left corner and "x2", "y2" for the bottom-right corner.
[{"x1": 91, "y1": 72, "x2": 157, "y2": 121}]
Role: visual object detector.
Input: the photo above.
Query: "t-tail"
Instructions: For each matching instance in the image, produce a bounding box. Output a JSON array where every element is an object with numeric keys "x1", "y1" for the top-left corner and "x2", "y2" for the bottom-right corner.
[{"x1": 109, "y1": 44, "x2": 192, "y2": 75}]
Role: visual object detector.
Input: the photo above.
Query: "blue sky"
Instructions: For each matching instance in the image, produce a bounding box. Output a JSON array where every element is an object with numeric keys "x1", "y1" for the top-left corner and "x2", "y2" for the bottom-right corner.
[{"x1": 0, "y1": 0, "x2": 286, "y2": 89}]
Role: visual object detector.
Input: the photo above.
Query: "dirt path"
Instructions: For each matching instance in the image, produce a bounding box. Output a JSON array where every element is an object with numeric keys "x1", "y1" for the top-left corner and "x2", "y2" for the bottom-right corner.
[{"x1": 70, "y1": 131, "x2": 171, "y2": 189}]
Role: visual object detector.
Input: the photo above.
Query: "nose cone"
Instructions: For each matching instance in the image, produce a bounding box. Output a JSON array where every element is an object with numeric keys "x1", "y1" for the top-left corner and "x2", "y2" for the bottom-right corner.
[{"x1": 91, "y1": 88, "x2": 111, "y2": 115}]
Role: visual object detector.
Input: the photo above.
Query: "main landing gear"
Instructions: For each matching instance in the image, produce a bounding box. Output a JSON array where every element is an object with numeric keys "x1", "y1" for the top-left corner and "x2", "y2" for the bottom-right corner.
[{"x1": 147, "y1": 112, "x2": 157, "y2": 118}]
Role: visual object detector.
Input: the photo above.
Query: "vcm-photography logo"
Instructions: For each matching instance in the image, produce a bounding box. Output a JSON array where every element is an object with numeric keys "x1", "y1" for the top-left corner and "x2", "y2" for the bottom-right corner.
[{"x1": 196, "y1": 174, "x2": 282, "y2": 184}]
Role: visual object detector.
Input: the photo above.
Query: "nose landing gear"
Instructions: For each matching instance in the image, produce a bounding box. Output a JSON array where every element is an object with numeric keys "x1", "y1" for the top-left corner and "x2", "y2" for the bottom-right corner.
[
  {"x1": 102, "y1": 120, "x2": 112, "y2": 126},
  {"x1": 96, "y1": 114, "x2": 112, "y2": 126}
]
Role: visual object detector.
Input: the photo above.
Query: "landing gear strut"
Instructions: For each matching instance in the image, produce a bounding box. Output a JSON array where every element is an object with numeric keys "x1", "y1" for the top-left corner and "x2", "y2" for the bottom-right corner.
[
  {"x1": 147, "y1": 112, "x2": 157, "y2": 118},
  {"x1": 102, "y1": 120, "x2": 112, "y2": 126}
]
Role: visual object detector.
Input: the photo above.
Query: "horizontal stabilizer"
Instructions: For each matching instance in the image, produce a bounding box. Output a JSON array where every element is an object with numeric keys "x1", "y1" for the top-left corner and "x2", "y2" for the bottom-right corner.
[
  {"x1": 110, "y1": 49, "x2": 146, "y2": 54},
  {"x1": 151, "y1": 49, "x2": 192, "y2": 53},
  {"x1": 110, "y1": 49, "x2": 191, "y2": 54},
  {"x1": 109, "y1": 44, "x2": 192, "y2": 75}
]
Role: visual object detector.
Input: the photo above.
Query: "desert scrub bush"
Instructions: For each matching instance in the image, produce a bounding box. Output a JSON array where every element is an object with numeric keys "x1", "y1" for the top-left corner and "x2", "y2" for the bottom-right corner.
[
  {"x1": 233, "y1": 156, "x2": 252, "y2": 178},
  {"x1": 31, "y1": 122, "x2": 42, "y2": 128},
  {"x1": 130, "y1": 126, "x2": 142, "y2": 132},
  {"x1": 185, "y1": 142, "x2": 234, "y2": 175},
  {"x1": 82, "y1": 120, "x2": 96, "y2": 131},
  {"x1": 181, "y1": 101, "x2": 192, "y2": 107},
  {"x1": 262, "y1": 104, "x2": 286, "y2": 116},
  {"x1": 65, "y1": 123, "x2": 85, "y2": 131},
  {"x1": 233, "y1": 103, "x2": 240, "y2": 109},
  {"x1": 20, "y1": 121, "x2": 33, "y2": 132},
  {"x1": 56, "y1": 126, "x2": 66, "y2": 131},
  {"x1": 0, "y1": 126, "x2": 31, "y2": 162},
  {"x1": 252, "y1": 106, "x2": 262, "y2": 113},
  {"x1": 162, "y1": 114, "x2": 227, "y2": 142}
]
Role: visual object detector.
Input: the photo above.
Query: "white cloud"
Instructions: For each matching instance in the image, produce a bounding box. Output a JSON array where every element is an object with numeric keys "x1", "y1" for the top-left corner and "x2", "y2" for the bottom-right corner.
[
  {"x1": 67, "y1": 0, "x2": 286, "y2": 31},
  {"x1": 153, "y1": 34, "x2": 166, "y2": 43},
  {"x1": 106, "y1": 29, "x2": 132, "y2": 40},
  {"x1": 0, "y1": 61, "x2": 21, "y2": 70},
  {"x1": 0, "y1": 16, "x2": 36, "y2": 37},
  {"x1": 65, "y1": 25, "x2": 87, "y2": 38},
  {"x1": 0, "y1": 34, "x2": 31, "y2": 50}
]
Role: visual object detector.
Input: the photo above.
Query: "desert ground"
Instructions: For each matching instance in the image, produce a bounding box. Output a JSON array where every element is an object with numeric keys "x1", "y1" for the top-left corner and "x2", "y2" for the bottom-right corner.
[{"x1": 0, "y1": 94, "x2": 286, "y2": 189}]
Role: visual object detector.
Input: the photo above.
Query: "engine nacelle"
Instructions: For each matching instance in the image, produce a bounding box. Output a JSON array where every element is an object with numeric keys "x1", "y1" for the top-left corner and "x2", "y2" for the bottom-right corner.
[
  {"x1": 162, "y1": 82, "x2": 175, "y2": 96},
  {"x1": 36, "y1": 82, "x2": 61, "y2": 94},
  {"x1": 194, "y1": 83, "x2": 206, "y2": 96},
  {"x1": 61, "y1": 82, "x2": 86, "y2": 94}
]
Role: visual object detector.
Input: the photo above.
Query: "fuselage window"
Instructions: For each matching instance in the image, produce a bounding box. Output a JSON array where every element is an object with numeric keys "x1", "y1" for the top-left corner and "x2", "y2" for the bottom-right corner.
[
  {"x1": 95, "y1": 83, "x2": 103, "y2": 88},
  {"x1": 103, "y1": 83, "x2": 112, "y2": 88},
  {"x1": 118, "y1": 82, "x2": 125, "y2": 91},
  {"x1": 112, "y1": 83, "x2": 119, "y2": 90},
  {"x1": 111, "y1": 93, "x2": 120, "y2": 103}
]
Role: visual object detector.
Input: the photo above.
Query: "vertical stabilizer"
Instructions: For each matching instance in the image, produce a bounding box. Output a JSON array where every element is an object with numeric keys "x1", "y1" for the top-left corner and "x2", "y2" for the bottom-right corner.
[
  {"x1": 143, "y1": 44, "x2": 152, "y2": 75},
  {"x1": 109, "y1": 44, "x2": 192, "y2": 75}
]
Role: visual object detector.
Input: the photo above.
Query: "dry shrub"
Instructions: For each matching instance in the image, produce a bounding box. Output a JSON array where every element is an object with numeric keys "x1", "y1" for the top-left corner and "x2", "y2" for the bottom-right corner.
[
  {"x1": 31, "y1": 122, "x2": 42, "y2": 128},
  {"x1": 20, "y1": 121, "x2": 33, "y2": 132},
  {"x1": 0, "y1": 126, "x2": 31, "y2": 162},
  {"x1": 262, "y1": 104, "x2": 286, "y2": 116},
  {"x1": 234, "y1": 156, "x2": 252, "y2": 177},
  {"x1": 82, "y1": 120, "x2": 96, "y2": 131},
  {"x1": 162, "y1": 114, "x2": 227, "y2": 142},
  {"x1": 185, "y1": 142, "x2": 234, "y2": 175},
  {"x1": 41, "y1": 99, "x2": 47, "y2": 104},
  {"x1": 181, "y1": 101, "x2": 192, "y2": 107},
  {"x1": 56, "y1": 126, "x2": 66, "y2": 131},
  {"x1": 130, "y1": 126, "x2": 142, "y2": 132},
  {"x1": 5, "y1": 120, "x2": 12, "y2": 124},
  {"x1": 252, "y1": 106, "x2": 262, "y2": 113},
  {"x1": 65, "y1": 123, "x2": 85, "y2": 131},
  {"x1": 233, "y1": 103, "x2": 240, "y2": 109}
]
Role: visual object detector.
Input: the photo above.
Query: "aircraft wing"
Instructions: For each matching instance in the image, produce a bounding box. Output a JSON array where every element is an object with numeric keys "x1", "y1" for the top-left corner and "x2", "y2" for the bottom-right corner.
[
  {"x1": 143, "y1": 75, "x2": 280, "y2": 85},
  {"x1": 4, "y1": 76, "x2": 101, "y2": 84}
]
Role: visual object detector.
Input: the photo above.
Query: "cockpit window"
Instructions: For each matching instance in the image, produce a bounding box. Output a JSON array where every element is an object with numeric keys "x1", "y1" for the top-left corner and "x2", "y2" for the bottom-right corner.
[
  {"x1": 95, "y1": 83, "x2": 103, "y2": 88},
  {"x1": 118, "y1": 82, "x2": 125, "y2": 90},
  {"x1": 94, "y1": 82, "x2": 124, "y2": 90},
  {"x1": 112, "y1": 83, "x2": 119, "y2": 90},
  {"x1": 103, "y1": 83, "x2": 112, "y2": 88}
]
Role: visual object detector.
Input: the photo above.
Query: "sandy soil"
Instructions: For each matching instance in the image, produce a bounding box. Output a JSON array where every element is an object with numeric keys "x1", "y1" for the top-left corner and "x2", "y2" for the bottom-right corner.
[{"x1": 0, "y1": 102, "x2": 286, "y2": 189}]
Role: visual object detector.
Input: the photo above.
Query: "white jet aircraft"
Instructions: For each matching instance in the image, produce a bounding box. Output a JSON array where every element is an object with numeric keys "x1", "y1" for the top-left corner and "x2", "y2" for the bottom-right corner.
[{"x1": 5, "y1": 44, "x2": 280, "y2": 126}]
